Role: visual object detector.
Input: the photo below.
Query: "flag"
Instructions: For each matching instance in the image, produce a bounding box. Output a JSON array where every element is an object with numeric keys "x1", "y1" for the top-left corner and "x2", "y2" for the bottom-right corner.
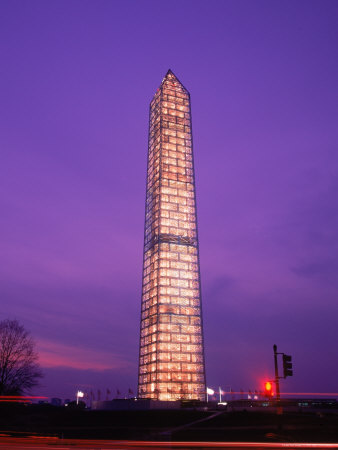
[
  {"x1": 106, "y1": 388, "x2": 111, "y2": 400},
  {"x1": 206, "y1": 387, "x2": 214, "y2": 395}
]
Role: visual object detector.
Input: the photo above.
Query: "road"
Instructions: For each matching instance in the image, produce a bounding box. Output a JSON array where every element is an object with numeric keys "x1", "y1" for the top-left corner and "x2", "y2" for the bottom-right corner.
[{"x1": 0, "y1": 437, "x2": 337, "y2": 449}]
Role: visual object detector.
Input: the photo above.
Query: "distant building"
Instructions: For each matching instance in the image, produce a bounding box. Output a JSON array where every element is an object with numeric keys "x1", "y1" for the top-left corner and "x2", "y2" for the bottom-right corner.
[{"x1": 138, "y1": 70, "x2": 206, "y2": 401}]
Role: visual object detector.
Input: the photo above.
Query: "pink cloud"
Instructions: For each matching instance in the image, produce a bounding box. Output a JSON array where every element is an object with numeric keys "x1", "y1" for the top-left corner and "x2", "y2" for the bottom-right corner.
[{"x1": 36, "y1": 339, "x2": 131, "y2": 371}]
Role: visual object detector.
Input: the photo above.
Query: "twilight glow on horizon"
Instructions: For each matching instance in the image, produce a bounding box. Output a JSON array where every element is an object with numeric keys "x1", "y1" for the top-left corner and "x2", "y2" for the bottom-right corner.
[{"x1": 1, "y1": 0, "x2": 338, "y2": 400}]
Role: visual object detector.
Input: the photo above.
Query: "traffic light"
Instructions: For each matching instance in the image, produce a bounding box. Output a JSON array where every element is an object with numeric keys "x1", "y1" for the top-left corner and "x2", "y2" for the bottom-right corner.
[
  {"x1": 264, "y1": 381, "x2": 272, "y2": 397},
  {"x1": 283, "y1": 354, "x2": 293, "y2": 377}
]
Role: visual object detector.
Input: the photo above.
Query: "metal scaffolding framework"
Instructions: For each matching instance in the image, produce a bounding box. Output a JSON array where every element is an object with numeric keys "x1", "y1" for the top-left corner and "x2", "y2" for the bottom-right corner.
[{"x1": 138, "y1": 70, "x2": 206, "y2": 401}]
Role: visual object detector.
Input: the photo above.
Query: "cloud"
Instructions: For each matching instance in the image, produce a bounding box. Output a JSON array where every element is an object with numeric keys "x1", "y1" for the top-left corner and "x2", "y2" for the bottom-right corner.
[
  {"x1": 203, "y1": 275, "x2": 236, "y2": 300},
  {"x1": 291, "y1": 258, "x2": 338, "y2": 283},
  {"x1": 37, "y1": 338, "x2": 132, "y2": 371}
]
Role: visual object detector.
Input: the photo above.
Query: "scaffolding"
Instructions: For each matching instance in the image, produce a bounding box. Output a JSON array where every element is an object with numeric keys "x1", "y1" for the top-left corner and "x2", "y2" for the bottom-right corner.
[{"x1": 138, "y1": 70, "x2": 206, "y2": 401}]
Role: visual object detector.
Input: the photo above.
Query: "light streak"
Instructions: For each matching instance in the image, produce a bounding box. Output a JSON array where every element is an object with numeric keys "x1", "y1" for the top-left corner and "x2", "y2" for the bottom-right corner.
[
  {"x1": 0, "y1": 395, "x2": 48, "y2": 403},
  {"x1": 214, "y1": 392, "x2": 338, "y2": 397},
  {"x1": 280, "y1": 393, "x2": 338, "y2": 397},
  {"x1": 0, "y1": 396, "x2": 47, "y2": 399},
  {"x1": 107, "y1": 442, "x2": 338, "y2": 448},
  {"x1": 0, "y1": 438, "x2": 337, "y2": 448}
]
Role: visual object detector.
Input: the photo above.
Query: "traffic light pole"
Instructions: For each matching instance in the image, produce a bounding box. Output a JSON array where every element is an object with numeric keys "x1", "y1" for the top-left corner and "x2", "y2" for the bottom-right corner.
[{"x1": 273, "y1": 344, "x2": 281, "y2": 401}]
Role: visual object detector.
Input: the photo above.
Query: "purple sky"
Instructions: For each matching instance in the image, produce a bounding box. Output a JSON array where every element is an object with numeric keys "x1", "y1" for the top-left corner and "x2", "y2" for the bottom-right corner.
[{"x1": 1, "y1": 0, "x2": 338, "y2": 400}]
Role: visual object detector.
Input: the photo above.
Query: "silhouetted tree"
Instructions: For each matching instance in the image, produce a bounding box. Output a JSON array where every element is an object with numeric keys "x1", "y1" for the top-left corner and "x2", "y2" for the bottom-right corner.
[{"x1": 0, "y1": 319, "x2": 43, "y2": 395}]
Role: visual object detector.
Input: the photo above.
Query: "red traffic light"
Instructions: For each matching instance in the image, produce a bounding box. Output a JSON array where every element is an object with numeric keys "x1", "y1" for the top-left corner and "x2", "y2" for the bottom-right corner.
[
  {"x1": 265, "y1": 381, "x2": 272, "y2": 391},
  {"x1": 264, "y1": 381, "x2": 273, "y2": 397}
]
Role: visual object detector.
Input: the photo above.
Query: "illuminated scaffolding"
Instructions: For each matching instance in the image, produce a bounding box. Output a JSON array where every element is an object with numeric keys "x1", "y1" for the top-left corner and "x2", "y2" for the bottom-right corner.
[{"x1": 138, "y1": 70, "x2": 206, "y2": 401}]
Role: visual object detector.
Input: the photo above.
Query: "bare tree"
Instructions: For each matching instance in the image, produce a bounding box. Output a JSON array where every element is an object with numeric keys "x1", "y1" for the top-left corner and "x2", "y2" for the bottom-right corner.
[{"x1": 0, "y1": 319, "x2": 43, "y2": 395}]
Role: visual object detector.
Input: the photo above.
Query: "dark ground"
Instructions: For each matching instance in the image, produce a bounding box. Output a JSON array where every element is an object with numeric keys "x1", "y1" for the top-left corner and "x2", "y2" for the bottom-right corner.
[{"x1": 0, "y1": 403, "x2": 338, "y2": 443}]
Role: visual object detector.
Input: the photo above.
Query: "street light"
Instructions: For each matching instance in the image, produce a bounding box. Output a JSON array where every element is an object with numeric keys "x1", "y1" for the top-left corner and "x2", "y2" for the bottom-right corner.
[
  {"x1": 206, "y1": 387, "x2": 214, "y2": 403},
  {"x1": 76, "y1": 390, "x2": 84, "y2": 405}
]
